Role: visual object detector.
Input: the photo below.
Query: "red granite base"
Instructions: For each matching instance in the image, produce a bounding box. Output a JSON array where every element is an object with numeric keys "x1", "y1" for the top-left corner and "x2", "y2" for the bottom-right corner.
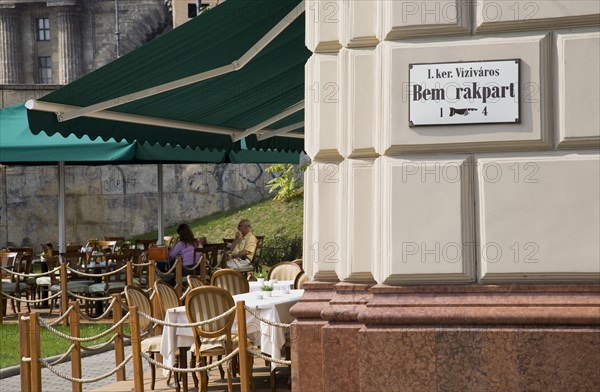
[{"x1": 291, "y1": 283, "x2": 600, "y2": 392}]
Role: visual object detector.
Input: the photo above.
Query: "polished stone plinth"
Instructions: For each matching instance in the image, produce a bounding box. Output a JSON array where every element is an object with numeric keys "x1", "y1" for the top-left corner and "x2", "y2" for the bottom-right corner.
[{"x1": 291, "y1": 283, "x2": 600, "y2": 392}]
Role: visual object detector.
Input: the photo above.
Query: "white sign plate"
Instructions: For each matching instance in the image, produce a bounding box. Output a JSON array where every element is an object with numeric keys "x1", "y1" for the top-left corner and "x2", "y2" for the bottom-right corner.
[{"x1": 409, "y1": 59, "x2": 520, "y2": 126}]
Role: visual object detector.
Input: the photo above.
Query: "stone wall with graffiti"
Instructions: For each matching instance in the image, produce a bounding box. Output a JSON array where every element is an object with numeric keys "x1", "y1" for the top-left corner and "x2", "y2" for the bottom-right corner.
[{"x1": 0, "y1": 163, "x2": 273, "y2": 250}]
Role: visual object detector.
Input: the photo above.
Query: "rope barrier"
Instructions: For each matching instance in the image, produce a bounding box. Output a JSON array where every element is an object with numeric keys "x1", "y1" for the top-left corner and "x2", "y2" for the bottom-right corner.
[
  {"x1": 47, "y1": 344, "x2": 76, "y2": 366},
  {"x1": 80, "y1": 334, "x2": 118, "y2": 352},
  {"x1": 132, "y1": 262, "x2": 150, "y2": 267},
  {"x1": 140, "y1": 348, "x2": 239, "y2": 373},
  {"x1": 1, "y1": 288, "x2": 62, "y2": 304},
  {"x1": 246, "y1": 348, "x2": 292, "y2": 366},
  {"x1": 66, "y1": 264, "x2": 127, "y2": 278},
  {"x1": 1, "y1": 266, "x2": 61, "y2": 278},
  {"x1": 39, "y1": 353, "x2": 133, "y2": 383},
  {"x1": 45, "y1": 305, "x2": 75, "y2": 326},
  {"x1": 156, "y1": 261, "x2": 178, "y2": 275},
  {"x1": 182, "y1": 259, "x2": 203, "y2": 272},
  {"x1": 244, "y1": 306, "x2": 292, "y2": 328},
  {"x1": 66, "y1": 291, "x2": 113, "y2": 302},
  {"x1": 38, "y1": 313, "x2": 130, "y2": 342},
  {"x1": 138, "y1": 306, "x2": 236, "y2": 328},
  {"x1": 78, "y1": 297, "x2": 117, "y2": 321}
]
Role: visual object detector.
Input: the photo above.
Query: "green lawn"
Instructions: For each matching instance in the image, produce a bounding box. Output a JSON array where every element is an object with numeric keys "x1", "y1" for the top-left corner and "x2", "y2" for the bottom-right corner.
[
  {"x1": 139, "y1": 196, "x2": 305, "y2": 265},
  {"x1": 142, "y1": 196, "x2": 303, "y2": 243},
  {"x1": 0, "y1": 323, "x2": 130, "y2": 369}
]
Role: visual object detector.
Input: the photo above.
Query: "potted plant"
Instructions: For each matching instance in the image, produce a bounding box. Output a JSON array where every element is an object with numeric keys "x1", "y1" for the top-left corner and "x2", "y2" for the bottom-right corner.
[
  {"x1": 254, "y1": 271, "x2": 266, "y2": 285},
  {"x1": 260, "y1": 283, "x2": 274, "y2": 297}
]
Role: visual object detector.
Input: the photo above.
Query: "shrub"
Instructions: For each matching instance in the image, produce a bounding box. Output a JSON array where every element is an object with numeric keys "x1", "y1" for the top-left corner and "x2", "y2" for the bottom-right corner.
[{"x1": 258, "y1": 236, "x2": 303, "y2": 267}]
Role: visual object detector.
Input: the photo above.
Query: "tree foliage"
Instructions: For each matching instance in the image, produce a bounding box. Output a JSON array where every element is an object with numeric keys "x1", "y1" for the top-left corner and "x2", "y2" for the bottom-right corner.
[{"x1": 265, "y1": 163, "x2": 308, "y2": 202}]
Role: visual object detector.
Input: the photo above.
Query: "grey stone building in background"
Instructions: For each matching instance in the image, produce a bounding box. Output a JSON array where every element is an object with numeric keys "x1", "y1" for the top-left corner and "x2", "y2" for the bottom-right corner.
[{"x1": 0, "y1": 0, "x2": 279, "y2": 250}]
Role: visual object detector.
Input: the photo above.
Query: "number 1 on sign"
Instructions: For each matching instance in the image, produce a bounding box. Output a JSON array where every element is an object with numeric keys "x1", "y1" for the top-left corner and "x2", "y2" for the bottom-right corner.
[{"x1": 440, "y1": 108, "x2": 443, "y2": 117}]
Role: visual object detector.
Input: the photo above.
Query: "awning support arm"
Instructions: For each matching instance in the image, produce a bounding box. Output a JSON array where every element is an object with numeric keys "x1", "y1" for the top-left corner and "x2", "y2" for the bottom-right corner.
[
  {"x1": 257, "y1": 122, "x2": 304, "y2": 141},
  {"x1": 232, "y1": 101, "x2": 304, "y2": 142},
  {"x1": 26, "y1": 100, "x2": 238, "y2": 137},
  {"x1": 51, "y1": 2, "x2": 305, "y2": 123}
]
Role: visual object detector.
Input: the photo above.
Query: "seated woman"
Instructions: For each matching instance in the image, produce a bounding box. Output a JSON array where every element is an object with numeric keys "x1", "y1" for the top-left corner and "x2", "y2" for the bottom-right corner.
[{"x1": 169, "y1": 224, "x2": 201, "y2": 275}]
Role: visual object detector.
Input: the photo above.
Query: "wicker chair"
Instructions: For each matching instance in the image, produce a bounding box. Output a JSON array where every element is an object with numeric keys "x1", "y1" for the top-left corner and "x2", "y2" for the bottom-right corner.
[
  {"x1": 124, "y1": 286, "x2": 163, "y2": 390},
  {"x1": 185, "y1": 286, "x2": 236, "y2": 392},
  {"x1": 187, "y1": 275, "x2": 204, "y2": 289},
  {"x1": 210, "y1": 269, "x2": 249, "y2": 296},
  {"x1": 294, "y1": 271, "x2": 309, "y2": 289},
  {"x1": 268, "y1": 261, "x2": 302, "y2": 282}
]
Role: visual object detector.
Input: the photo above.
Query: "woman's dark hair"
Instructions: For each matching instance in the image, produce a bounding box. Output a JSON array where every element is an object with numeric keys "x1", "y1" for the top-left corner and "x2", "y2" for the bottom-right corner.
[{"x1": 177, "y1": 224, "x2": 197, "y2": 246}]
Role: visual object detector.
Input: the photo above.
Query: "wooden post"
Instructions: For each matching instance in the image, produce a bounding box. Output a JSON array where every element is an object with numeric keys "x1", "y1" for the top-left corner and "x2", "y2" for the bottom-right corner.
[
  {"x1": 59, "y1": 261, "x2": 69, "y2": 325},
  {"x1": 129, "y1": 305, "x2": 145, "y2": 392},
  {"x1": 175, "y1": 258, "x2": 183, "y2": 298},
  {"x1": 29, "y1": 312, "x2": 42, "y2": 392},
  {"x1": 69, "y1": 301, "x2": 82, "y2": 392},
  {"x1": 148, "y1": 260, "x2": 156, "y2": 290},
  {"x1": 18, "y1": 312, "x2": 31, "y2": 392},
  {"x1": 112, "y1": 294, "x2": 126, "y2": 381},
  {"x1": 0, "y1": 278, "x2": 4, "y2": 324},
  {"x1": 236, "y1": 301, "x2": 251, "y2": 392},
  {"x1": 126, "y1": 260, "x2": 133, "y2": 286},
  {"x1": 200, "y1": 254, "x2": 206, "y2": 286}
]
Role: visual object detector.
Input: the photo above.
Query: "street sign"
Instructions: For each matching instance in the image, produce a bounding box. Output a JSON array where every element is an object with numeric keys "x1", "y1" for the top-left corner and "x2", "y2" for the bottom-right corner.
[{"x1": 408, "y1": 59, "x2": 520, "y2": 126}]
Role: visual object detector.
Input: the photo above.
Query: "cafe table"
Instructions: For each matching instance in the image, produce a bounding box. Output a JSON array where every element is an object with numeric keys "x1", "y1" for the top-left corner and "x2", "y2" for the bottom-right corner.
[{"x1": 160, "y1": 289, "x2": 304, "y2": 379}]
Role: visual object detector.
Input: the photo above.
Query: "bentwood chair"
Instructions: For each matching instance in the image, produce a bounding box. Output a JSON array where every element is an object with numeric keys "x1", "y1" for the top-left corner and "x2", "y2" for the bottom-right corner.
[
  {"x1": 6, "y1": 248, "x2": 33, "y2": 312},
  {"x1": 210, "y1": 269, "x2": 249, "y2": 296},
  {"x1": 294, "y1": 271, "x2": 309, "y2": 289},
  {"x1": 124, "y1": 286, "x2": 163, "y2": 390},
  {"x1": 1, "y1": 252, "x2": 20, "y2": 316},
  {"x1": 154, "y1": 281, "x2": 180, "y2": 320},
  {"x1": 185, "y1": 286, "x2": 236, "y2": 392},
  {"x1": 268, "y1": 261, "x2": 302, "y2": 282},
  {"x1": 187, "y1": 275, "x2": 204, "y2": 290}
]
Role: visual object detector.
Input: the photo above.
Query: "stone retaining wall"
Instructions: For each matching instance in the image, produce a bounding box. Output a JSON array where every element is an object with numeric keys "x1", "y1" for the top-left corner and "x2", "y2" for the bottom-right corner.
[{"x1": 0, "y1": 163, "x2": 273, "y2": 250}]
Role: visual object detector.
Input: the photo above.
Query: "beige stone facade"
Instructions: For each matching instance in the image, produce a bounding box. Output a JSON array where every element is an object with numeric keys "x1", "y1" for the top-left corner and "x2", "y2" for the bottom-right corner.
[
  {"x1": 303, "y1": 0, "x2": 600, "y2": 285},
  {"x1": 294, "y1": 1, "x2": 600, "y2": 390}
]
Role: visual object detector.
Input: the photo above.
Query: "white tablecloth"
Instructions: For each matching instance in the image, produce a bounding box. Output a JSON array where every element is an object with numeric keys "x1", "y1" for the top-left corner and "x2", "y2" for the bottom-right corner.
[
  {"x1": 160, "y1": 289, "x2": 303, "y2": 373},
  {"x1": 248, "y1": 280, "x2": 294, "y2": 292}
]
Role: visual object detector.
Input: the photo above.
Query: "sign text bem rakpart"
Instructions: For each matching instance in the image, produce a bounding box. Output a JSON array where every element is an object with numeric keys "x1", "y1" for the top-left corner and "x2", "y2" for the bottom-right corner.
[{"x1": 409, "y1": 59, "x2": 520, "y2": 126}]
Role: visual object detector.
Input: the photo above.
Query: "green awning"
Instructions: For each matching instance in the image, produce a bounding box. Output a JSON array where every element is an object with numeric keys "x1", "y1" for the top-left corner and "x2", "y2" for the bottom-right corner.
[
  {"x1": 26, "y1": 0, "x2": 308, "y2": 154},
  {"x1": 1, "y1": 103, "x2": 227, "y2": 165}
]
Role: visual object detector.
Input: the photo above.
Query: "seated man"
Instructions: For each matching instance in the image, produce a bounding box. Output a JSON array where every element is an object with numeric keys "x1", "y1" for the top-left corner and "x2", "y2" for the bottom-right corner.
[{"x1": 226, "y1": 219, "x2": 257, "y2": 272}]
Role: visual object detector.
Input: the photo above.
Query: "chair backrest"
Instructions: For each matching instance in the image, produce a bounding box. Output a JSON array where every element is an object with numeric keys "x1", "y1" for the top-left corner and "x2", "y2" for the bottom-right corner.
[
  {"x1": 66, "y1": 244, "x2": 83, "y2": 253},
  {"x1": 41, "y1": 243, "x2": 55, "y2": 256},
  {"x1": 154, "y1": 281, "x2": 180, "y2": 320},
  {"x1": 187, "y1": 275, "x2": 204, "y2": 289},
  {"x1": 0, "y1": 252, "x2": 18, "y2": 280},
  {"x1": 136, "y1": 239, "x2": 157, "y2": 251},
  {"x1": 292, "y1": 258, "x2": 303, "y2": 270},
  {"x1": 185, "y1": 286, "x2": 235, "y2": 339},
  {"x1": 200, "y1": 243, "x2": 226, "y2": 269},
  {"x1": 60, "y1": 252, "x2": 86, "y2": 268},
  {"x1": 250, "y1": 235, "x2": 265, "y2": 266},
  {"x1": 268, "y1": 261, "x2": 302, "y2": 281},
  {"x1": 43, "y1": 255, "x2": 60, "y2": 284},
  {"x1": 124, "y1": 285, "x2": 154, "y2": 331},
  {"x1": 210, "y1": 269, "x2": 249, "y2": 295},
  {"x1": 105, "y1": 253, "x2": 132, "y2": 284},
  {"x1": 96, "y1": 240, "x2": 117, "y2": 253},
  {"x1": 294, "y1": 271, "x2": 309, "y2": 289},
  {"x1": 6, "y1": 247, "x2": 33, "y2": 275}
]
